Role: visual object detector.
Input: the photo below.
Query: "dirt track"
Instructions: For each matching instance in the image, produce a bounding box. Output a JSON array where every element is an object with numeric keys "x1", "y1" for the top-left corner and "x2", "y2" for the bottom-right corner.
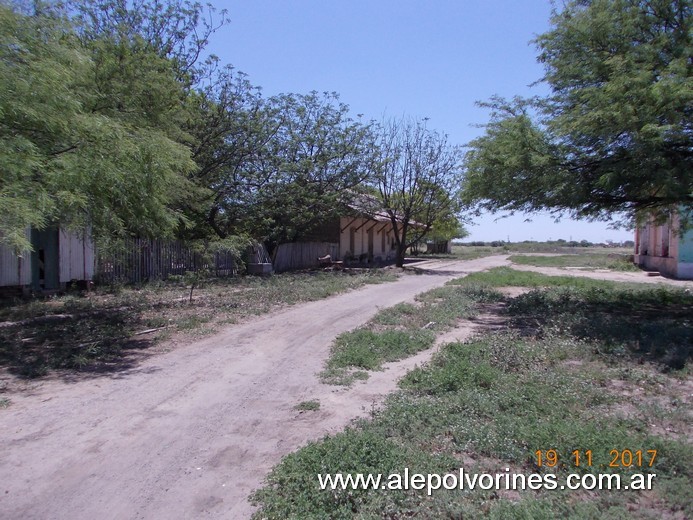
[
  {"x1": 0, "y1": 256, "x2": 510, "y2": 520},
  {"x1": 511, "y1": 263, "x2": 693, "y2": 288},
  {"x1": 2, "y1": 255, "x2": 691, "y2": 520}
]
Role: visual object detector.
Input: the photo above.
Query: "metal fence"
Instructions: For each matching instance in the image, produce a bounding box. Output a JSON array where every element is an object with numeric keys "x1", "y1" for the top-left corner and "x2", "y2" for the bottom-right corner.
[{"x1": 95, "y1": 238, "x2": 238, "y2": 284}]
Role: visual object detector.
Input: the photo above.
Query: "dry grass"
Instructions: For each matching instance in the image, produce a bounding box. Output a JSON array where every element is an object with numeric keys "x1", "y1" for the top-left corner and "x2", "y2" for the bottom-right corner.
[{"x1": 0, "y1": 269, "x2": 397, "y2": 378}]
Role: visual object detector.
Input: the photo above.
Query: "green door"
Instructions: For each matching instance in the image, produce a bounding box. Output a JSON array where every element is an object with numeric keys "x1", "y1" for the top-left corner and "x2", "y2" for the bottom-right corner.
[{"x1": 31, "y1": 227, "x2": 60, "y2": 291}]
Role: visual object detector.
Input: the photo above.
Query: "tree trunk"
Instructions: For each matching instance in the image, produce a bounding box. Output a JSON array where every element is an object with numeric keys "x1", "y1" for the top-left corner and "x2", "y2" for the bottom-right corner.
[
  {"x1": 395, "y1": 244, "x2": 407, "y2": 268},
  {"x1": 207, "y1": 207, "x2": 228, "y2": 239}
]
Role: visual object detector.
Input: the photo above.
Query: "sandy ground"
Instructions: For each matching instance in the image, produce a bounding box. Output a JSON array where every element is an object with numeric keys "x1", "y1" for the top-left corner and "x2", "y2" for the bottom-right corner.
[
  {"x1": 0, "y1": 255, "x2": 510, "y2": 520},
  {"x1": 510, "y1": 263, "x2": 693, "y2": 288},
  {"x1": 2, "y1": 255, "x2": 691, "y2": 520}
]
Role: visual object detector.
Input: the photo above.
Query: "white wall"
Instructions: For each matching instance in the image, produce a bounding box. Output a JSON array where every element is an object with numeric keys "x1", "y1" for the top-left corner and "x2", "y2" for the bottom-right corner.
[
  {"x1": 0, "y1": 228, "x2": 94, "y2": 287},
  {"x1": 59, "y1": 228, "x2": 95, "y2": 283},
  {"x1": 339, "y1": 217, "x2": 396, "y2": 261},
  {"x1": 634, "y1": 213, "x2": 693, "y2": 279},
  {"x1": 0, "y1": 230, "x2": 31, "y2": 286}
]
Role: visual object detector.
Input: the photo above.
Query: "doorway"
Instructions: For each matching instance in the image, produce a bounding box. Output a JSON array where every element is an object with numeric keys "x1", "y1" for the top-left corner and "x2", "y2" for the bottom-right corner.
[{"x1": 31, "y1": 227, "x2": 60, "y2": 291}]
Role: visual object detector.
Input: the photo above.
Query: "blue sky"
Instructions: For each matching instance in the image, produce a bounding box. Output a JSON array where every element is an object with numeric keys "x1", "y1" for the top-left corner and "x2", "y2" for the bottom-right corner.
[{"x1": 206, "y1": 0, "x2": 633, "y2": 243}]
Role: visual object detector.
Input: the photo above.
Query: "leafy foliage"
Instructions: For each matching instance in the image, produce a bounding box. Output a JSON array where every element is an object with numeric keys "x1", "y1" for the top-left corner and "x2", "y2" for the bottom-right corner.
[
  {"x1": 182, "y1": 80, "x2": 380, "y2": 250},
  {"x1": 67, "y1": 0, "x2": 229, "y2": 85},
  {"x1": 230, "y1": 92, "x2": 379, "y2": 251},
  {"x1": 0, "y1": 3, "x2": 200, "y2": 250},
  {"x1": 375, "y1": 117, "x2": 463, "y2": 266},
  {"x1": 463, "y1": 0, "x2": 692, "y2": 222},
  {"x1": 426, "y1": 214, "x2": 468, "y2": 243},
  {"x1": 1, "y1": 1, "x2": 462, "y2": 262}
]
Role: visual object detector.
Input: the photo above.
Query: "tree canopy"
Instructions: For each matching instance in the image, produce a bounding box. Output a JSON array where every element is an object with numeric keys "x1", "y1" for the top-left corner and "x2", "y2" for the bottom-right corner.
[
  {"x1": 375, "y1": 118, "x2": 463, "y2": 267},
  {"x1": 185, "y1": 85, "x2": 379, "y2": 252},
  {"x1": 245, "y1": 92, "x2": 378, "y2": 252},
  {"x1": 462, "y1": 0, "x2": 692, "y2": 224},
  {"x1": 0, "y1": 2, "x2": 212, "y2": 250},
  {"x1": 1, "y1": 0, "x2": 463, "y2": 263}
]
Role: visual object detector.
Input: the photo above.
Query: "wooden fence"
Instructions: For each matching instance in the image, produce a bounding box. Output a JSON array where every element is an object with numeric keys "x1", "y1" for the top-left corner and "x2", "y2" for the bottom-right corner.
[
  {"x1": 273, "y1": 242, "x2": 339, "y2": 272},
  {"x1": 96, "y1": 239, "x2": 238, "y2": 284}
]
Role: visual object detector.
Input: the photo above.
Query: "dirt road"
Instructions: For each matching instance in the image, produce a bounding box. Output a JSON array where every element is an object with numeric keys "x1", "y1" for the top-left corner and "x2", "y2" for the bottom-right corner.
[{"x1": 0, "y1": 256, "x2": 510, "y2": 520}]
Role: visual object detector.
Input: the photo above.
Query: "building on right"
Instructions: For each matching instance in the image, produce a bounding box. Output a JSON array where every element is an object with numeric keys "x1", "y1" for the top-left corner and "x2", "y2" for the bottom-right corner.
[{"x1": 634, "y1": 211, "x2": 693, "y2": 280}]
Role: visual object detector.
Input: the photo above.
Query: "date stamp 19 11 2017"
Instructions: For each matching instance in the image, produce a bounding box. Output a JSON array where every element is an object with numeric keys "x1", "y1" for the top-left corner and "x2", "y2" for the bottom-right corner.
[{"x1": 535, "y1": 449, "x2": 658, "y2": 468}]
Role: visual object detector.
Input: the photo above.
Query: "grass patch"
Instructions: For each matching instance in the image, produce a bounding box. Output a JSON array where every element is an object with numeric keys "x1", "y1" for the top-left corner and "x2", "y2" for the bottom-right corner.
[
  {"x1": 510, "y1": 253, "x2": 638, "y2": 271},
  {"x1": 254, "y1": 280, "x2": 691, "y2": 519},
  {"x1": 294, "y1": 400, "x2": 321, "y2": 412},
  {"x1": 455, "y1": 266, "x2": 649, "y2": 290},
  {"x1": 330, "y1": 329, "x2": 436, "y2": 370},
  {"x1": 455, "y1": 269, "x2": 691, "y2": 369},
  {"x1": 252, "y1": 428, "x2": 457, "y2": 519},
  {"x1": 321, "y1": 283, "x2": 503, "y2": 385},
  {"x1": 319, "y1": 367, "x2": 370, "y2": 386},
  {"x1": 0, "y1": 269, "x2": 397, "y2": 378},
  {"x1": 0, "y1": 397, "x2": 10, "y2": 409},
  {"x1": 504, "y1": 285, "x2": 692, "y2": 370},
  {"x1": 414, "y1": 244, "x2": 499, "y2": 261}
]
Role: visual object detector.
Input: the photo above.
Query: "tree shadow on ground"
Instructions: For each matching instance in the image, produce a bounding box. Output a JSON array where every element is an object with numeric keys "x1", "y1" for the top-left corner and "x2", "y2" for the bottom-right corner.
[
  {"x1": 504, "y1": 286, "x2": 693, "y2": 370},
  {"x1": 0, "y1": 303, "x2": 157, "y2": 379}
]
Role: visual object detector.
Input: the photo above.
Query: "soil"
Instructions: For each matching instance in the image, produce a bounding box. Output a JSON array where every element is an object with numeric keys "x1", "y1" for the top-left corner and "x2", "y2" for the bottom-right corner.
[
  {"x1": 0, "y1": 256, "x2": 509, "y2": 520},
  {"x1": 511, "y1": 263, "x2": 693, "y2": 288},
  {"x1": 1, "y1": 255, "x2": 690, "y2": 520}
]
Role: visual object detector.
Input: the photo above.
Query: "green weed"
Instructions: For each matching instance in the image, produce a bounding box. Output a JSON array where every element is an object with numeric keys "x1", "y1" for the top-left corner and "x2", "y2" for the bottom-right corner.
[
  {"x1": 505, "y1": 285, "x2": 693, "y2": 370},
  {"x1": 256, "y1": 330, "x2": 692, "y2": 518},
  {"x1": 510, "y1": 253, "x2": 639, "y2": 271},
  {"x1": 319, "y1": 367, "x2": 370, "y2": 386},
  {"x1": 251, "y1": 428, "x2": 457, "y2": 520},
  {"x1": 255, "y1": 276, "x2": 691, "y2": 519},
  {"x1": 329, "y1": 329, "x2": 436, "y2": 371},
  {"x1": 294, "y1": 400, "x2": 321, "y2": 412},
  {"x1": 321, "y1": 284, "x2": 503, "y2": 385}
]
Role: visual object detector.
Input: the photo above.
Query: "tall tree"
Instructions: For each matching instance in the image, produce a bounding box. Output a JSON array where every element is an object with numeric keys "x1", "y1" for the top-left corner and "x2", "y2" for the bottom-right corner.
[
  {"x1": 0, "y1": 4, "x2": 198, "y2": 250},
  {"x1": 462, "y1": 0, "x2": 692, "y2": 223},
  {"x1": 0, "y1": 1, "x2": 228, "y2": 251},
  {"x1": 67, "y1": 0, "x2": 228, "y2": 86},
  {"x1": 191, "y1": 90, "x2": 378, "y2": 251},
  {"x1": 253, "y1": 92, "x2": 378, "y2": 251},
  {"x1": 183, "y1": 66, "x2": 271, "y2": 240},
  {"x1": 375, "y1": 118, "x2": 462, "y2": 267}
]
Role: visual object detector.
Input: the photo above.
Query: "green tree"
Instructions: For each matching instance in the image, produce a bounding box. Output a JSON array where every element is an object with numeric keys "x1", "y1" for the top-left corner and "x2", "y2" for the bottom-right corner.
[
  {"x1": 0, "y1": 5, "x2": 190, "y2": 250},
  {"x1": 254, "y1": 92, "x2": 378, "y2": 252},
  {"x1": 462, "y1": 0, "x2": 692, "y2": 223},
  {"x1": 375, "y1": 117, "x2": 463, "y2": 267},
  {"x1": 0, "y1": 2, "x2": 216, "y2": 251},
  {"x1": 426, "y1": 214, "x2": 468, "y2": 244},
  {"x1": 182, "y1": 66, "x2": 276, "y2": 240},
  {"x1": 67, "y1": 0, "x2": 228, "y2": 86},
  {"x1": 182, "y1": 86, "x2": 380, "y2": 251},
  {"x1": 0, "y1": 5, "x2": 84, "y2": 250}
]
